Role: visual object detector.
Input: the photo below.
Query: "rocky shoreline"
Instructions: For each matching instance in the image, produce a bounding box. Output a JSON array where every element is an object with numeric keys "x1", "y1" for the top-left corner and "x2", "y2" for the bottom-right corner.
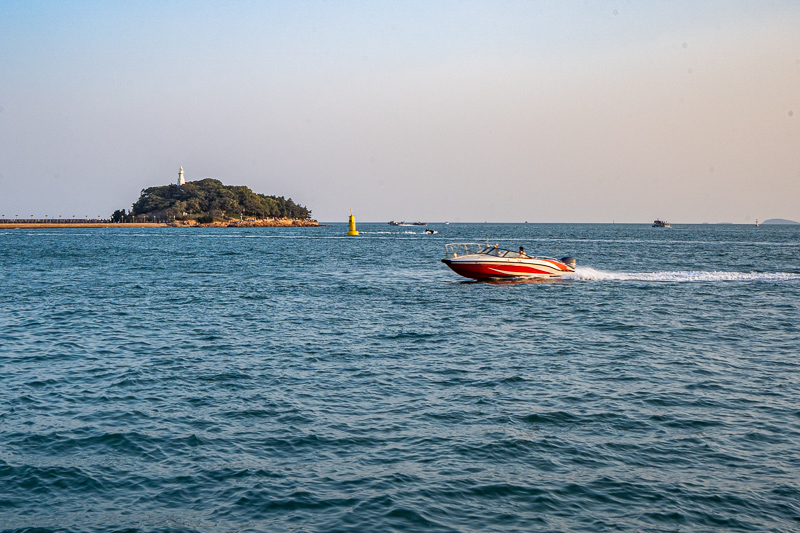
[{"x1": 173, "y1": 218, "x2": 318, "y2": 228}]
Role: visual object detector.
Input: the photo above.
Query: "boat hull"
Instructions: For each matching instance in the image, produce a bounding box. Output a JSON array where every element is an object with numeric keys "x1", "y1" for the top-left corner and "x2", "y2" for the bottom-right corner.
[{"x1": 442, "y1": 257, "x2": 573, "y2": 280}]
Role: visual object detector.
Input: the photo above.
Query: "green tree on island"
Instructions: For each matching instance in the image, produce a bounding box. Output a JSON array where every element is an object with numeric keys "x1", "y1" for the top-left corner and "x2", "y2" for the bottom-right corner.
[{"x1": 116, "y1": 179, "x2": 311, "y2": 221}]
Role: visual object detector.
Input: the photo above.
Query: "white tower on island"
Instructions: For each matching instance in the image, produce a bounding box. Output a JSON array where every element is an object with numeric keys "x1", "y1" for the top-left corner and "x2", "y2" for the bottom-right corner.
[{"x1": 178, "y1": 166, "x2": 185, "y2": 186}]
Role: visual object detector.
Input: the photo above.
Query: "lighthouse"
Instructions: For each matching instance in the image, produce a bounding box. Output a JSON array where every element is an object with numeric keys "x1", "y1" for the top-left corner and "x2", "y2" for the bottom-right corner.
[{"x1": 178, "y1": 166, "x2": 185, "y2": 186}]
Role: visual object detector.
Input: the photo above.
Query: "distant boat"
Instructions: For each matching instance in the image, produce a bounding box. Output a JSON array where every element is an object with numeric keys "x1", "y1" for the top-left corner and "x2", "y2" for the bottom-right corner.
[
  {"x1": 389, "y1": 220, "x2": 426, "y2": 226},
  {"x1": 652, "y1": 219, "x2": 671, "y2": 228},
  {"x1": 756, "y1": 219, "x2": 760, "y2": 227},
  {"x1": 425, "y1": 229, "x2": 437, "y2": 234}
]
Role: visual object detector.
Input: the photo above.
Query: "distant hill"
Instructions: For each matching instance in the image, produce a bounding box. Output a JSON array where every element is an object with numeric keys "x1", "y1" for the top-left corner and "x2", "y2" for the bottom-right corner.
[
  {"x1": 762, "y1": 218, "x2": 799, "y2": 225},
  {"x1": 113, "y1": 179, "x2": 311, "y2": 222}
]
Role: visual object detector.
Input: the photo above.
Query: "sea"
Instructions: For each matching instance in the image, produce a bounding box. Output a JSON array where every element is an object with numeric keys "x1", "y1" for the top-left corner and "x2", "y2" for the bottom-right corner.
[{"x1": 1, "y1": 223, "x2": 799, "y2": 532}]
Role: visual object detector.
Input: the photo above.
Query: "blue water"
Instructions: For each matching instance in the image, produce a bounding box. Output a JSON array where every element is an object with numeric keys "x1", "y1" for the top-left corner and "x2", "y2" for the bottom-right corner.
[{"x1": 1, "y1": 223, "x2": 799, "y2": 532}]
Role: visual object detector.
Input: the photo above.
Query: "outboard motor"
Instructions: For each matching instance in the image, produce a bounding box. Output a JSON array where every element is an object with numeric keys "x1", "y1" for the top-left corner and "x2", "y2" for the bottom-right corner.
[{"x1": 560, "y1": 256, "x2": 577, "y2": 269}]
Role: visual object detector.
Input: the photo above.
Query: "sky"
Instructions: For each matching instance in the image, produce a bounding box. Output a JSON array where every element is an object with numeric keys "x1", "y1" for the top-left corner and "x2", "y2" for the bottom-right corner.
[{"x1": 1, "y1": 1, "x2": 798, "y2": 223}]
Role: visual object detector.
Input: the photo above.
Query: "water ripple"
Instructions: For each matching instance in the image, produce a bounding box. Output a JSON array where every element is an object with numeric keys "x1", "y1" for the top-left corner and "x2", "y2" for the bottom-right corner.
[{"x1": 1, "y1": 224, "x2": 799, "y2": 532}]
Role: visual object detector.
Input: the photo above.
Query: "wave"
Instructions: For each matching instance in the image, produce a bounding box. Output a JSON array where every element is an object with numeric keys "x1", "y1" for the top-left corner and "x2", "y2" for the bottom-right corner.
[{"x1": 566, "y1": 267, "x2": 800, "y2": 282}]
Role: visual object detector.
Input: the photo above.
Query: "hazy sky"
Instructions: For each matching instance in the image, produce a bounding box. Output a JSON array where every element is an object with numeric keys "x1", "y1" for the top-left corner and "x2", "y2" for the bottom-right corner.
[{"x1": 1, "y1": 1, "x2": 798, "y2": 222}]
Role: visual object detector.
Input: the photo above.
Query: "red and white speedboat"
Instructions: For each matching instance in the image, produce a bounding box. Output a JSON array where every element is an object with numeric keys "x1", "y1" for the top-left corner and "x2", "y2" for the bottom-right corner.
[{"x1": 442, "y1": 243, "x2": 576, "y2": 280}]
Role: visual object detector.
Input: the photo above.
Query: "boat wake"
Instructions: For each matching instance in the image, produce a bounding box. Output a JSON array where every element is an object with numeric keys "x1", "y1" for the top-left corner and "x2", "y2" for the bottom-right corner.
[{"x1": 565, "y1": 266, "x2": 800, "y2": 282}]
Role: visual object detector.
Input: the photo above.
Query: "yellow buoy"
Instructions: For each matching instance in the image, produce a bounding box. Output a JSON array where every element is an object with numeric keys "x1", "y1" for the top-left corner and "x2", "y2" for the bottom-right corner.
[{"x1": 346, "y1": 209, "x2": 359, "y2": 236}]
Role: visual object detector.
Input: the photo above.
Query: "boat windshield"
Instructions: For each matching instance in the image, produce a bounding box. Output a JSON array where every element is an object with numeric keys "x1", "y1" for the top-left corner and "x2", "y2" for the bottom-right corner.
[
  {"x1": 480, "y1": 246, "x2": 527, "y2": 258},
  {"x1": 445, "y1": 243, "x2": 528, "y2": 259},
  {"x1": 444, "y1": 243, "x2": 484, "y2": 258}
]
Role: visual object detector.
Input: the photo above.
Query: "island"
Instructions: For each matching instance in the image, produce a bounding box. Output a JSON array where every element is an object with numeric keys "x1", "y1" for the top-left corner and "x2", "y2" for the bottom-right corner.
[
  {"x1": 116, "y1": 178, "x2": 317, "y2": 227},
  {"x1": 761, "y1": 218, "x2": 800, "y2": 225},
  {"x1": 0, "y1": 178, "x2": 317, "y2": 228}
]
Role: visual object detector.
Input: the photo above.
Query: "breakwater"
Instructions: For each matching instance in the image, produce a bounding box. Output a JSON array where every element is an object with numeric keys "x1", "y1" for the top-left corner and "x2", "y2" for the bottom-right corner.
[
  {"x1": 0, "y1": 221, "x2": 167, "y2": 229},
  {"x1": 0, "y1": 218, "x2": 113, "y2": 224},
  {"x1": 0, "y1": 218, "x2": 317, "y2": 229}
]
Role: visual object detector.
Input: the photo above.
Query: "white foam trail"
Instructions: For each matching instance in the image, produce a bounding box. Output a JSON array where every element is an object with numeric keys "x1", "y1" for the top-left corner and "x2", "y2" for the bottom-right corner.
[{"x1": 565, "y1": 266, "x2": 800, "y2": 282}]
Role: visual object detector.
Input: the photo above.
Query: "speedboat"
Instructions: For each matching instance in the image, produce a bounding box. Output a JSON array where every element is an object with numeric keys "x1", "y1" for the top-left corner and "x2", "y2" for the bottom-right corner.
[
  {"x1": 442, "y1": 243, "x2": 576, "y2": 280},
  {"x1": 652, "y1": 219, "x2": 671, "y2": 228},
  {"x1": 425, "y1": 228, "x2": 437, "y2": 234}
]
